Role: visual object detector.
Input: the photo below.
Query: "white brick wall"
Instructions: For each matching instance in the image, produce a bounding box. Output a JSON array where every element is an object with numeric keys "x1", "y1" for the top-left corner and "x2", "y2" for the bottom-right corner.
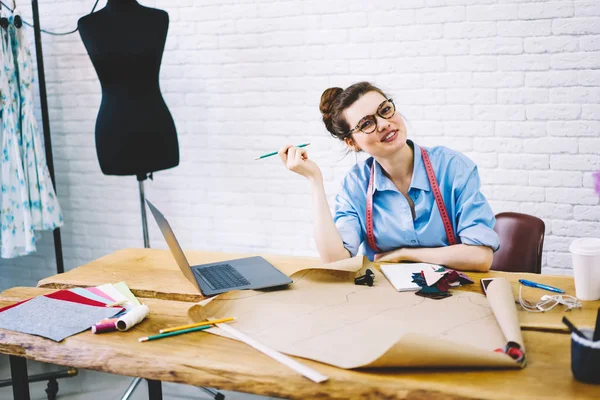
[{"x1": 1, "y1": 0, "x2": 599, "y2": 290}]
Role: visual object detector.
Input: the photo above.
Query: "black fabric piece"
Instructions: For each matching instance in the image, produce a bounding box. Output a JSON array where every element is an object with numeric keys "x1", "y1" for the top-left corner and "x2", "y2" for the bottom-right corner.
[
  {"x1": 415, "y1": 290, "x2": 452, "y2": 300},
  {"x1": 355, "y1": 269, "x2": 375, "y2": 287}
]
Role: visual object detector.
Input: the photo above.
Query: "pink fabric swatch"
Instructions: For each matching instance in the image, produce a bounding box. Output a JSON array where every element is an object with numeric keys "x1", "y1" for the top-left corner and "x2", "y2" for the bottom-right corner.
[{"x1": 86, "y1": 287, "x2": 115, "y2": 302}]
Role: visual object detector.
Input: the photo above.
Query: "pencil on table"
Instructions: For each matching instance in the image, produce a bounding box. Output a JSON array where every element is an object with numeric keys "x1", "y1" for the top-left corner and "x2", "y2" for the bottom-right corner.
[
  {"x1": 254, "y1": 143, "x2": 311, "y2": 160},
  {"x1": 139, "y1": 325, "x2": 213, "y2": 342},
  {"x1": 140, "y1": 318, "x2": 236, "y2": 342},
  {"x1": 159, "y1": 317, "x2": 236, "y2": 334}
]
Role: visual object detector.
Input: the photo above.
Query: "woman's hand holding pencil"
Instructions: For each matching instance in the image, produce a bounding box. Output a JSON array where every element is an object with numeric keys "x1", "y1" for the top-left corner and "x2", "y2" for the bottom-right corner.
[
  {"x1": 255, "y1": 143, "x2": 310, "y2": 160},
  {"x1": 276, "y1": 143, "x2": 322, "y2": 182}
]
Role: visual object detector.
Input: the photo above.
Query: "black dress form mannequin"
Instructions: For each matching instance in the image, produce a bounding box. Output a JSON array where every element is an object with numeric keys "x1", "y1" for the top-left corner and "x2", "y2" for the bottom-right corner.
[{"x1": 78, "y1": 0, "x2": 179, "y2": 180}]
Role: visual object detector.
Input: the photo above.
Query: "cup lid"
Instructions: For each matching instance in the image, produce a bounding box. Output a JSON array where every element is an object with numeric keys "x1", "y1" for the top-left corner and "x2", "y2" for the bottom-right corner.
[{"x1": 569, "y1": 238, "x2": 600, "y2": 256}]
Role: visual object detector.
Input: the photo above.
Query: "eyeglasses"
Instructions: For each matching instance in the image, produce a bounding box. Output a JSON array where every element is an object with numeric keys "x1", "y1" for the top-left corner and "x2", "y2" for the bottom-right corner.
[
  {"x1": 348, "y1": 98, "x2": 395, "y2": 135},
  {"x1": 518, "y1": 284, "x2": 582, "y2": 313}
]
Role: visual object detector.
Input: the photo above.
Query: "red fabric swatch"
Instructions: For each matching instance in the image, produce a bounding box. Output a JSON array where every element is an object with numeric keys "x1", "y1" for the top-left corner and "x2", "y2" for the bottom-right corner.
[
  {"x1": 45, "y1": 290, "x2": 109, "y2": 307},
  {"x1": 0, "y1": 289, "x2": 124, "y2": 313},
  {"x1": 0, "y1": 298, "x2": 31, "y2": 313}
]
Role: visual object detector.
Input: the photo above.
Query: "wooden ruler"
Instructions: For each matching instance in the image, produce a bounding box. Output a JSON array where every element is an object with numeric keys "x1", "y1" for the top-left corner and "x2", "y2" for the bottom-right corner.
[{"x1": 216, "y1": 323, "x2": 329, "y2": 383}]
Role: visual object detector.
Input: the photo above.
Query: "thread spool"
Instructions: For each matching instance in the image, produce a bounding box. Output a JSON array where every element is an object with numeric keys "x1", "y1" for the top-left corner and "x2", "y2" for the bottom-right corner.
[
  {"x1": 116, "y1": 304, "x2": 149, "y2": 332},
  {"x1": 92, "y1": 320, "x2": 117, "y2": 334}
]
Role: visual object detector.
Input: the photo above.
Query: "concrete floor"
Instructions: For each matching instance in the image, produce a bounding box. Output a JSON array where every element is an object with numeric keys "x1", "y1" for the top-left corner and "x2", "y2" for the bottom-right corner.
[{"x1": 0, "y1": 356, "x2": 284, "y2": 400}]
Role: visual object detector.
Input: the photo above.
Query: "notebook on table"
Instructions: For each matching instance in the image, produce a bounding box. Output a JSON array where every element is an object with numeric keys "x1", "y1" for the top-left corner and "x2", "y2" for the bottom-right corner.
[{"x1": 380, "y1": 263, "x2": 441, "y2": 292}]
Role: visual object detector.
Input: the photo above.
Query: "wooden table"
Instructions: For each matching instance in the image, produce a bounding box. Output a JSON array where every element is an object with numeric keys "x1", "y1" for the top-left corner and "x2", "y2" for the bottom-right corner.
[
  {"x1": 1, "y1": 249, "x2": 598, "y2": 399},
  {"x1": 2, "y1": 286, "x2": 600, "y2": 400},
  {"x1": 38, "y1": 248, "x2": 600, "y2": 332}
]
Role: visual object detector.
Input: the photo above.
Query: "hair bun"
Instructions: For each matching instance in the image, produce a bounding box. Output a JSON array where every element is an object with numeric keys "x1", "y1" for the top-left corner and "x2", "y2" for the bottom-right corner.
[
  {"x1": 319, "y1": 87, "x2": 343, "y2": 116},
  {"x1": 320, "y1": 87, "x2": 343, "y2": 132}
]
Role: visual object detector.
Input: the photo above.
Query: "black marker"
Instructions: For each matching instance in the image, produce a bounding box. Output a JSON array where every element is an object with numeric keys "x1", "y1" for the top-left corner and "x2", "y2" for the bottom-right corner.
[
  {"x1": 562, "y1": 316, "x2": 586, "y2": 339},
  {"x1": 593, "y1": 308, "x2": 600, "y2": 342}
]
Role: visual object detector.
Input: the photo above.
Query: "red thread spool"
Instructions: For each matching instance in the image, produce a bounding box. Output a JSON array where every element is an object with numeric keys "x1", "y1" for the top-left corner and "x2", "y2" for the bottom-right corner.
[{"x1": 92, "y1": 320, "x2": 117, "y2": 334}]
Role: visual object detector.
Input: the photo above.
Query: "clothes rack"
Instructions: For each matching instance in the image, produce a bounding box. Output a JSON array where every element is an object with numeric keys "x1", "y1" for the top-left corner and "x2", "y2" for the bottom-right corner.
[
  {"x1": 2, "y1": 4, "x2": 69, "y2": 400},
  {"x1": 31, "y1": 0, "x2": 64, "y2": 274}
]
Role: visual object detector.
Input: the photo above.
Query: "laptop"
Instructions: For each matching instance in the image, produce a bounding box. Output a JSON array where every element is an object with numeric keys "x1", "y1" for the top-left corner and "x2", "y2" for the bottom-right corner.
[{"x1": 146, "y1": 200, "x2": 292, "y2": 296}]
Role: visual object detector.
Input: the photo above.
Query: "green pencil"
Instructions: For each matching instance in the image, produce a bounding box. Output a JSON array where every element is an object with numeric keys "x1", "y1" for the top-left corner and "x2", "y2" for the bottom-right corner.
[
  {"x1": 254, "y1": 143, "x2": 311, "y2": 160},
  {"x1": 138, "y1": 324, "x2": 212, "y2": 342}
]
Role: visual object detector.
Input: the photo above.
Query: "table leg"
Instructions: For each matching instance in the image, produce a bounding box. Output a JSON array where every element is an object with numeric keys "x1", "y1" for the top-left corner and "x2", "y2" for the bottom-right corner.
[
  {"x1": 147, "y1": 379, "x2": 162, "y2": 400},
  {"x1": 9, "y1": 355, "x2": 30, "y2": 400}
]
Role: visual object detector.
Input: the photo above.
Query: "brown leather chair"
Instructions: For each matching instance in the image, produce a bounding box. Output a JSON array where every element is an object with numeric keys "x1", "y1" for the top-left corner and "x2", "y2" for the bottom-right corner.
[{"x1": 490, "y1": 212, "x2": 545, "y2": 274}]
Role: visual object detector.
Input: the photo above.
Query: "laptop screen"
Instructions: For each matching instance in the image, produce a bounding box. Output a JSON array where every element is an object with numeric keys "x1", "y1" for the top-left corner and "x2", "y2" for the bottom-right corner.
[{"x1": 145, "y1": 200, "x2": 201, "y2": 292}]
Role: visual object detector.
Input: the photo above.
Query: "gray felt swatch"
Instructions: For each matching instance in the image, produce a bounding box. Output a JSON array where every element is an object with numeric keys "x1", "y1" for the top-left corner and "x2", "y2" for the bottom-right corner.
[{"x1": 0, "y1": 296, "x2": 121, "y2": 342}]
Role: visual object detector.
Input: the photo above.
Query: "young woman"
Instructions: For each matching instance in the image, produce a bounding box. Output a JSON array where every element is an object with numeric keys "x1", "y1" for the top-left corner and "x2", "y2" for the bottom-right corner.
[{"x1": 279, "y1": 82, "x2": 498, "y2": 272}]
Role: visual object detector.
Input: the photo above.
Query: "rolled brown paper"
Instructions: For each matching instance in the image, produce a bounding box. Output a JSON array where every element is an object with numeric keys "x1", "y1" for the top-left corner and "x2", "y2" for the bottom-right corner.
[{"x1": 486, "y1": 278, "x2": 525, "y2": 351}]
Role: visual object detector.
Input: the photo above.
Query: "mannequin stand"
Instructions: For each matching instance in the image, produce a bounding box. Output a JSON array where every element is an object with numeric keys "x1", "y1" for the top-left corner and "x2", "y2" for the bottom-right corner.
[
  {"x1": 138, "y1": 177, "x2": 150, "y2": 248},
  {"x1": 121, "y1": 176, "x2": 223, "y2": 400},
  {"x1": 120, "y1": 175, "x2": 151, "y2": 400}
]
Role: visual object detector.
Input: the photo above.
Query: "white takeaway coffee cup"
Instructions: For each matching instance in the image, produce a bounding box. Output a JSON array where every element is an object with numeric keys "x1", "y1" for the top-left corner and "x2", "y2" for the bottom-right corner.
[{"x1": 569, "y1": 238, "x2": 600, "y2": 301}]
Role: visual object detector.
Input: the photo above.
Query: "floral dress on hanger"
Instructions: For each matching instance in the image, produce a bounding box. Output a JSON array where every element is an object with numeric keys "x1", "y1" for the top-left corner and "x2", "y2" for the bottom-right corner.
[
  {"x1": 10, "y1": 17, "x2": 63, "y2": 233},
  {"x1": 0, "y1": 17, "x2": 35, "y2": 258}
]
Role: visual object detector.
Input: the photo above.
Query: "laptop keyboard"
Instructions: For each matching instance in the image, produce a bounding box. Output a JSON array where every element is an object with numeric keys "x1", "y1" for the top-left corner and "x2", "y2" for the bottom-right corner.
[{"x1": 194, "y1": 264, "x2": 251, "y2": 290}]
